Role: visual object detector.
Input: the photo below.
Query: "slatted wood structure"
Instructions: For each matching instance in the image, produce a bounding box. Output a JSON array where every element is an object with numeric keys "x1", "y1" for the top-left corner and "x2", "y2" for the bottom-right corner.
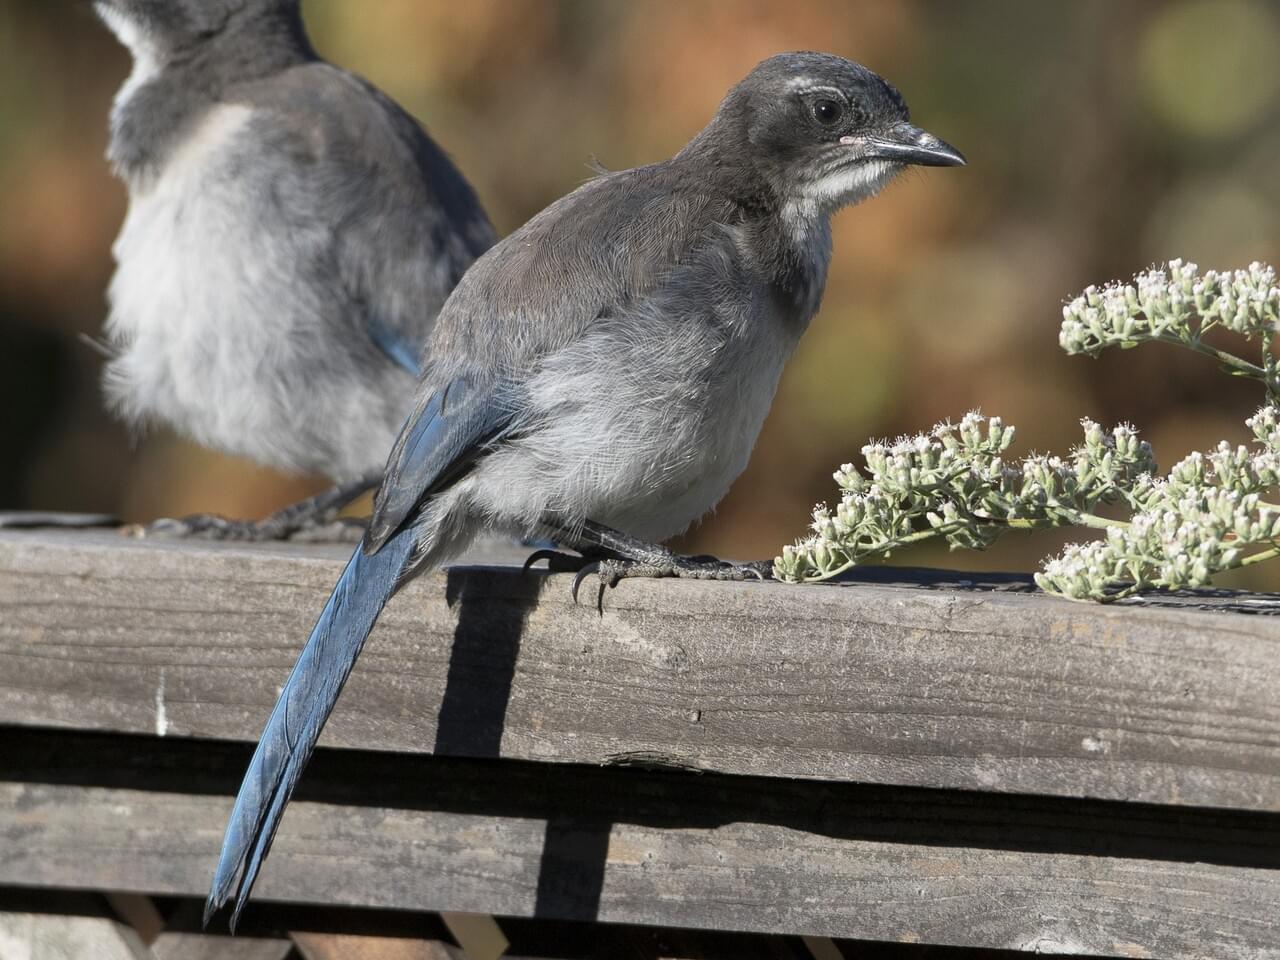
[{"x1": 1, "y1": 528, "x2": 1278, "y2": 958}]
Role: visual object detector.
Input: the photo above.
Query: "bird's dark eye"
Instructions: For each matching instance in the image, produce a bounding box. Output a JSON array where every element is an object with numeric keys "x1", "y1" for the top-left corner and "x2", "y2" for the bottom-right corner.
[{"x1": 812, "y1": 98, "x2": 844, "y2": 125}]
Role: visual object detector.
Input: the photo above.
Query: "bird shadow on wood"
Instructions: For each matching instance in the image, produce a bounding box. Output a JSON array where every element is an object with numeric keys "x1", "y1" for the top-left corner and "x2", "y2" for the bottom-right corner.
[
  {"x1": 438, "y1": 565, "x2": 612, "y2": 921},
  {"x1": 533, "y1": 813, "x2": 612, "y2": 922},
  {"x1": 434, "y1": 565, "x2": 545, "y2": 758}
]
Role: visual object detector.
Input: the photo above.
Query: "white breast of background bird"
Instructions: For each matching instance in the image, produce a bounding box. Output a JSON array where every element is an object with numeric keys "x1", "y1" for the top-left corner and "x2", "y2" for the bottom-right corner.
[
  {"x1": 102, "y1": 91, "x2": 416, "y2": 481},
  {"x1": 98, "y1": 6, "x2": 268, "y2": 464}
]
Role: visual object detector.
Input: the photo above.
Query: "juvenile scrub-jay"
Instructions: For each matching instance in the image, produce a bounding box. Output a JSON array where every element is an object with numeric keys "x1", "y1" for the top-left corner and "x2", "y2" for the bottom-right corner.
[
  {"x1": 92, "y1": 0, "x2": 494, "y2": 537},
  {"x1": 205, "y1": 51, "x2": 964, "y2": 926}
]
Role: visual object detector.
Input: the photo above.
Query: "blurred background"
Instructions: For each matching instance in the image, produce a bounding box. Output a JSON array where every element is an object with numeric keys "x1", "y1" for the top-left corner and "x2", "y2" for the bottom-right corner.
[{"x1": 2, "y1": 0, "x2": 1278, "y2": 582}]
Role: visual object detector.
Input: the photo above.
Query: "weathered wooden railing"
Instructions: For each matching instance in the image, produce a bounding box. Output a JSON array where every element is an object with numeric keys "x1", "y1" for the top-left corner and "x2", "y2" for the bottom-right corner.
[{"x1": 1, "y1": 528, "x2": 1278, "y2": 958}]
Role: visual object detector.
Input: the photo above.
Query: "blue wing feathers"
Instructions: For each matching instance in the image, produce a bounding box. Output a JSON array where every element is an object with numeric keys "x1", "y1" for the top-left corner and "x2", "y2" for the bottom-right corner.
[
  {"x1": 365, "y1": 375, "x2": 513, "y2": 552},
  {"x1": 368, "y1": 315, "x2": 422, "y2": 376}
]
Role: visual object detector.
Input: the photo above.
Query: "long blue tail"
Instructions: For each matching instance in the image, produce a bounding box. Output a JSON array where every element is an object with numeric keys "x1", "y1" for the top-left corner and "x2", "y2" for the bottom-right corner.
[{"x1": 204, "y1": 524, "x2": 417, "y2": 930}]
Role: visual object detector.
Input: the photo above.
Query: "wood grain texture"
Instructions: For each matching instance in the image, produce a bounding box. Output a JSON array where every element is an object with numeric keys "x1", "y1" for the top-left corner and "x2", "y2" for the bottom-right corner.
[
  {"x1": 5, "y1": 727, "x2": 1279, "y2": 960},
  {"x1": 2, "y1": 529, "x2": 1280, "y2": 810},
  {"x1": 151, "y1": 932, "x2": 294, "y2": 960},
  {"x1": 0, "y1": 911, "x2": 151, "y2": 960},
  {"x1": 290, "y1": 931, "x2": 462, "y2": 960}
]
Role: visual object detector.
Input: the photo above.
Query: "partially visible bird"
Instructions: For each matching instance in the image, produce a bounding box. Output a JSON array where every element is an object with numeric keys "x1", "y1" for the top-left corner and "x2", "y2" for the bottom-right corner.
[
  {"x1": 92, "y1": 0, "x2": 495, "y2": 537},
  {"x1": 205, "y1": 51, "x2": 964, "y2": 926}
]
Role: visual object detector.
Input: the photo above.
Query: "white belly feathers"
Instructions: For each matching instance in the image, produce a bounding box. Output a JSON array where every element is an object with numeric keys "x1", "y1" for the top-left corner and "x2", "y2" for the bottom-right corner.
[{"x1": 103, "y1": 103, "x2": 405, "y2": 479}]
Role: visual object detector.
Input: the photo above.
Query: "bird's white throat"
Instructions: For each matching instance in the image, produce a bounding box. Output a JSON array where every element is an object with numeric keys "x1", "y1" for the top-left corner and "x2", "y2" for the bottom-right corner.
[
  {"x1": 96, "y1": 3, "x2": 163, "y2": 115},
  {"x1": 781, "y1": 159, "x2": 897, "y2": 243}
]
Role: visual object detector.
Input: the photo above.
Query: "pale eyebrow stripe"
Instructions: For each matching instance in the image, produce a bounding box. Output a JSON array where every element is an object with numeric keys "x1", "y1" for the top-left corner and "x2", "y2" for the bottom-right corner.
[{"x1": 784, "y1": 79, "x2": 847, "y2": 99}]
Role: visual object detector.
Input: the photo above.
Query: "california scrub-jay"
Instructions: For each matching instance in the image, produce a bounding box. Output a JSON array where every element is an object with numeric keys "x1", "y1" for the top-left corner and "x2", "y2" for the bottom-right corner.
[
  {"x1": 206, "y1": 51, "x2": 964, "y2": 925},
  {"x1": 92, "y1": 0, "x2": 494, "y2": 537}
]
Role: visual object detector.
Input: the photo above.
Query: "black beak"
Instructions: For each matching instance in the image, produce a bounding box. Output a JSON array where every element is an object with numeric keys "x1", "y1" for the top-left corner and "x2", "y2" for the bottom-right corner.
[{"x1": 864, "y1": 122, "x2": 966, "y2": 167}]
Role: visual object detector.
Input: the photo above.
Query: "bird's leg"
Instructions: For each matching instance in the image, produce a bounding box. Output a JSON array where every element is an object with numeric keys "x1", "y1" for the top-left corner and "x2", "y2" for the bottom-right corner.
[
  {"x1": 137, "y1": 473, "x2": 380, "y2": 543},
  {"x1": 525, "y1": 518, "x2": 773, "y2": 610}
]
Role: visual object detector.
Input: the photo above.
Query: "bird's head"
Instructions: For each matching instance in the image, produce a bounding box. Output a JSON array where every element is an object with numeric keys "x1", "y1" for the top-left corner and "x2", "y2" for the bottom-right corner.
[
  {"x1": 698, "y1": 52, "x2": 964, "y2": 224},
  {"x1": 92, "y1": 0, "x2": 300, "y2": 64}
]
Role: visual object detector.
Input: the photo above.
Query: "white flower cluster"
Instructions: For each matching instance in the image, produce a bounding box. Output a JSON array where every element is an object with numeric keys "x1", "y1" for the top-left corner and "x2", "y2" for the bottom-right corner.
[
  {"x1": 779, "y1": 261, "x2": 1280, "y2": 600},
  {"x1": 1059, "y1": 259, "x2": 1279, "y2": 356},
  {"x1": 774, "y1": 413, "x2": 1155, "y2": 583},
  {"x1": 1037, "y1": 416, "x2": 1280, "y2": 600}
]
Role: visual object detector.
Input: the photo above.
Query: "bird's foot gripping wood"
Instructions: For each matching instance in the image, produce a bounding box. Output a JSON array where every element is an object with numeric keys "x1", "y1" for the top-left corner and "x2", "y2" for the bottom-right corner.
[
  {"x1": 572, "y1": 556, "x2": 773, "y2": 611},
  {"x1": 128, "y1": 474, "x2": 380, "y2": 543},
  {"x1": 136, "y1": 512, "x2": 367, "y2": 543},
  {"x1": 524, "y1": 521, "x2": 773, "y2": 613}
]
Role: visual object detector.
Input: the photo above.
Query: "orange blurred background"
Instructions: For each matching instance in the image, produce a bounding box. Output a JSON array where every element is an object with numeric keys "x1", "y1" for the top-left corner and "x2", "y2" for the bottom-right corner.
[{"x1": 2, "y1": 0, "x2": 1279, "y2": 582}]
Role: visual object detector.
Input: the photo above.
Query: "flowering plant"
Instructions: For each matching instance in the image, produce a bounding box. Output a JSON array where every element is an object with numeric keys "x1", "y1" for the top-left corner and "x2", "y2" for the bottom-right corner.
[{"x1": 775, "y1": 261, "x2": 1280, "y2": 601}]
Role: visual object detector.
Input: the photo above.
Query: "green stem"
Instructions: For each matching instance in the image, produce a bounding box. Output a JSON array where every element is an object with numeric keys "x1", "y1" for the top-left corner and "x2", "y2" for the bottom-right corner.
[
  {"x1": 1236, "y1": 544, "x2": 1280, "y2": 568},
  {"x1": 1053, "y1": 508, "x2": 1126, "y2": 530},
  {"x1": 1164, "y1": 335, "x2": 1268, "y2": 380}
]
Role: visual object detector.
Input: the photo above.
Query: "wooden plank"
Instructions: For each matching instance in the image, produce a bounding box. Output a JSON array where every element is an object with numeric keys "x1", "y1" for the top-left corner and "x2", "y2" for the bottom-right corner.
[
  {"x1": 151, "y1": 932, "x2": 294, "y2": 959},
  {"x1": 0, "y1": 511, "x2": 118, "y2": 529},
  {"x1": 1, "y1": 529, "x2": 1279, "y2": 811},
  {"x1": 103, "y1": 892, "x2": 165, "y2": 945},
  {"x1": 438, "y1": 913, "x2": 508, "y2": 960},
  {"x1": 0, "y1": 911, "x2": 151, "y2": 960},
  {"x1": 3, "y1": 731, "x2": 1278, "y2": 959},
  {"x1": 291, "y1": 931, "x2": 463, "y2": 960}
]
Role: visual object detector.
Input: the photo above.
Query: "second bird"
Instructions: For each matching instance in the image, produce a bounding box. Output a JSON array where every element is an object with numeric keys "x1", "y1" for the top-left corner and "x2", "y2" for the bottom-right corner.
[{"x1": 93, "y1": 0, "x2": 495, "y2": 536}]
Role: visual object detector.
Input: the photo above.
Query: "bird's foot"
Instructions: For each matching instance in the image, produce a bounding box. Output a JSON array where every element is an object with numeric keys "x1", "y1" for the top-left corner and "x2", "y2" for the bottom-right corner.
[
  {"x1": 127, "y1": 512, "x2": 366, "y2": 543},
  {"x1": 571, "y1": 555, "x2": 773, "y2": 613},
  {"x1": 126, "y1": 474, "x2": 380, "y2": 543}
]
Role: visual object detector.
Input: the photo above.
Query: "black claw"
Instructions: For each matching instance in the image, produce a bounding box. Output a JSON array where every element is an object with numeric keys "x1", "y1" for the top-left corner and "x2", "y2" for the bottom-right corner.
[
  {"x1": 522, "y1": 549, "x2": 560, "y2": 575},
  {"x1": 568, "y1": 562, "x2": 613, "y2": 615},
  {"x1": 571, "y1": 563, "x2": 599, "y2": 606},
  {"x1": 524, "y1": 548, "x2": 593, "y2": 575}
]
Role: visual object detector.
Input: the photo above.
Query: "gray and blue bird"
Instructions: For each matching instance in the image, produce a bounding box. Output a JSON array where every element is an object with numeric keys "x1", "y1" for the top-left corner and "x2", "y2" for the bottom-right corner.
[
  {"x1": 205, "y1": 51, "x2": 964, "y2": 925},
  {"x1": 92, "y1": 0, "x2": 494, "y2": 535}
]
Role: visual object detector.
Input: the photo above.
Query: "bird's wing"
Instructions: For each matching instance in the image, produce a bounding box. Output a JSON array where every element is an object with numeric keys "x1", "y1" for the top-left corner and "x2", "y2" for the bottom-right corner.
[
  {"x1": 424, "y1": 162, "x2": 744, "y2": 380},
  {"x1": 366, "y1": 374, "x2": 514, "y2": 551},
  {"x1": 367, "y1": 312, "x2": 422, "y2": 376},
  {"x1": 205, "y1": 373, "x2": 508, "y2": 926},
  {"x1": 235, "y1": 62, "x2": 495, "y2": 371}
]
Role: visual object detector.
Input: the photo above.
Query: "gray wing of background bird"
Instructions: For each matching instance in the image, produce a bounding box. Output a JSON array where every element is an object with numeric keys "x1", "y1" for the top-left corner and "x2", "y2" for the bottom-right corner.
[{"x1": 232, "y1": 61, "x2": 496, "y2": 375}]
